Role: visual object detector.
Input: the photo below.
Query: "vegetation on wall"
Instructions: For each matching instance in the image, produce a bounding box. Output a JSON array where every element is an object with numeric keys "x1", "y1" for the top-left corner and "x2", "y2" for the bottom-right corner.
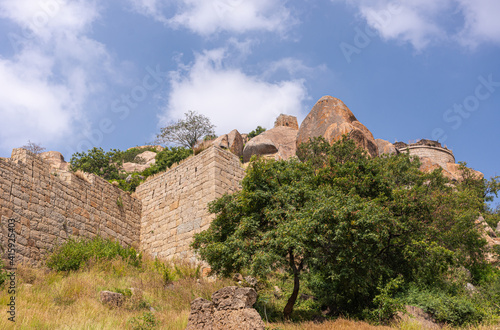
[
  {"x1": 69, "y1": 146, "x2": 192, "y2": 193},
  {"x1": 192, "y1": 135, "x2": 500, "y2": 324}
]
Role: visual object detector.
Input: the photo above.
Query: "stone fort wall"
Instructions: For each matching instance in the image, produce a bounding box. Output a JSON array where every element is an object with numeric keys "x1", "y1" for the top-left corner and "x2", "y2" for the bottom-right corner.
[
  {"x1": 136, "y1": 146, "x2": 245, "y2": 262},
  {"x1": 395, "y1": 140, "x2": 455, "y2": 168},
  {"x1": 0, "y1": 148, "x2": 142, "y2": 265}
]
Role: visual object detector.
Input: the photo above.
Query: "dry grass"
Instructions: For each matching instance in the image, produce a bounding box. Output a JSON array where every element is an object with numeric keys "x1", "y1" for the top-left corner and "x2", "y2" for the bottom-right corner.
[
  {"x1": 0, "y1": 257, "x2": 231, "y2": 329},
  {"x1": 2, "y1": 260, "x2": 498, "y2": 329}
]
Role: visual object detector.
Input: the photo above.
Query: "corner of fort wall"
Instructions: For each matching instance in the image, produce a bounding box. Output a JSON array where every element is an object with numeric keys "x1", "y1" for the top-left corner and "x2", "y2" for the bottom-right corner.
[
  {"x1": 0, "y1": 146, "x2": 245, "y2": 266},
  {"x1": 0, "y1": 148, "x2": 141, "y2": 266},
  {"x1": 135, "y1": 146, "x2": 245, "y2": 262}
]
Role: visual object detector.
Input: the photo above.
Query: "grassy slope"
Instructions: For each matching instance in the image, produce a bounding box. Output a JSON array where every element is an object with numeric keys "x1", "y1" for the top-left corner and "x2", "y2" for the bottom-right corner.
[{"x1": 0, "y1": 258, "x2": 498, "y2": 329}]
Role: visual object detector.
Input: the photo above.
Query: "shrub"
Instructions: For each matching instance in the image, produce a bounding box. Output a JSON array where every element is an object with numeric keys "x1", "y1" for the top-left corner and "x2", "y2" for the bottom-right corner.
[
  {"x1": 405, "y1": 286, "x2": 488, "y2": 326},
  {"x1": 248, "y1": 126, "x2": 266, "y2": 139},
  {"x1": 128, "y1": 312, "x2": 158, "y2": 329},
  {"x1": 46, "y1": 236, "x2": 141, "y2": 271},
  {"x1": 0, "y1": 259, "x2": 8, "y2": 286},
  {"x1": 111, "y1": 147, "x2": 158, "y2": 165}
]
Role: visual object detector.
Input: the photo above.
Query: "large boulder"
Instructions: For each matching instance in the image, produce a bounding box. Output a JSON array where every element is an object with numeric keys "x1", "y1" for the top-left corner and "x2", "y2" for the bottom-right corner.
[
  {"x1": 375, "y1": 139, "x2": 397, "y2": 156},
  {"x1": 122, "y1": 162, "x2": 150, "y2": 173},
  {"x1": 296, "y1": 96, "x2": 378, "y2": 157},
  {"x1": 213, "y1": 129, "x2": 244, "y2": 157},
  {"x1": 135, "y1": 151, "x2": 157, "y2": 165},
  {"x1": 186, "y1": 286, "x2": 264, "y2": 330},
  {"x1": 40, "y1": 151, "x2": 69, "y2": 171},
  {"x1": 242, "y1": 126, "x2": 298, "y2": 162}
]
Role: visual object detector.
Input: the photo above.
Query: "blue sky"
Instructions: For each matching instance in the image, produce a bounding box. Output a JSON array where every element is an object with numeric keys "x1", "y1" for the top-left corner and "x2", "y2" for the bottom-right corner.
[{"x1": 0, "y1": 0, "x2": 499, "y2": 192}]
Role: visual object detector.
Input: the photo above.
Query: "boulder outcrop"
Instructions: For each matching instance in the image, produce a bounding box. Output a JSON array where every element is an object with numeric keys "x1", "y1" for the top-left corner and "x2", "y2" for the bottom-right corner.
[
  {"x1": 186, "y1": 286, "x2": 265, "y2": 330},
  {"x1": 296, "y1": 96, "x2": 378, "y2": 157},
  {"x1": 135, "y1": 151, "x2": 157, "y2": 165},
  {"x1": 375, "y1": 139, "x2": 398, "y2": 156},
  {"x1": 213, "y1": 129, "x2": 244, "y2": 157},
  {"x1": 40, "y1": 151, "x2": 69, "y2": 171},
  {"x1": 242, "y1": 126, "x2": 298, "y2": 162}
]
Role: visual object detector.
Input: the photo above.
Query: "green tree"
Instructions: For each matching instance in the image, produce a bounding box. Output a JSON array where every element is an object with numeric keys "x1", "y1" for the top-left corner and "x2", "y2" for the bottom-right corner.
[
  {"x1": 193, "y1": 136, "x2": 489, "y2": 319},
  {"x1": 69, "y1": 147, "x2": 120, "y2": 180},
  {"x1": 248, "y1": 126, "x2": 266, "y2": 139},
  {"x1": 156, "y1": 111, "x2": 216, "y2": 149}
]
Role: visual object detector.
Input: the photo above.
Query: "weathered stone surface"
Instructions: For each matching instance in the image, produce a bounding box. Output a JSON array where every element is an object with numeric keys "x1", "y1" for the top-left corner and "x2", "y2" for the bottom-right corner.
[
  {"x1": 375, "y1": 139, "x2": 397, "y2": 156},
  {"x1": 243, "y1": 126, "x2": 298, "y2": 162},
  {"x1": 186, "y1": 286, "x2": 264, "y2": 330},
  {"x1": 296, "y1": 96, "x2": 378, "y2": 157},
  {"x1": 241, "y1": 134, "x2": 249, "y2": 144},
  {"x1": 274, "y1": 114, "x2": 299, "y2": 130},
  {"x1": 212, "y1": 309, "x2": 264, "y2": 330},
  {"x1": 0, "y1": 148, "x2": 141, "y2": 266},
  {"x1": 212, "y1": 286, "x2": 258, "y2": 310},
  {"x1": 40, "y1": 151, "x2": 69, "y2": 171},
  {"x1": 213, "y1": 130, "x2": 244, "y2": 157},
  {"x1": 122, "y1": 162, "x2": 150, "y2": 173},
  {"x1": 135, "y1": 147, "x2": 245, "y2": 262},
  {"x1": 395, "y1": 305, "x2": 439, "y2": 329},
  {"x1": 100, "y1": 291, "x2": 125, "y2": 307},
  {"x1": 213, "y1": 134, "x2": 229, "y2": 149},
  {"x1": 227, "y1": 129, "x2": 244, "y2": 157},
  {"x1": 186, "y1": 298, "x2": 215, "y2": 329},
  {"x1": 135, "y1": 151, "x2": 157, "y2": 165},
  {"x1": 445, "y1": 162, "x2": 483, "y2": 181}
]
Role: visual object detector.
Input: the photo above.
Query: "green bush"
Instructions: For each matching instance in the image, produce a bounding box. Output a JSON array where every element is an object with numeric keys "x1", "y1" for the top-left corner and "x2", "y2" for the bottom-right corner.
[
  {"x1": 405, "y1": 286, "x2": 488, "y2": 326},
  {"x1": 248, "y1": 126, "x2": 266, "y2": 139},
  {"x1": 142, "y1": 147, "x2": 192, "y2": 177},
  {"x1": 128, "y1": 311, "x2": 158, "y2": 329},
  {"x1": 69, "y1": 147, "x2": 120, "y2": 180},
  {"x1": 0, "y1": 259, "x2": 8, "y2": 286},
  {"x1": 46, "y1": 236, "x2": 141, "y2": 271}
]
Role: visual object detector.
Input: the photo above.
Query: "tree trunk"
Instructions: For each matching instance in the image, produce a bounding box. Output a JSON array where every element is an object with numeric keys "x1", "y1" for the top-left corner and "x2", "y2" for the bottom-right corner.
[
  {"x1": 283, "y1": 268, "x2": 300, "y2": 320},
  {"x1": 283, "y1": 249, "x2": 303, "y2": 320}
]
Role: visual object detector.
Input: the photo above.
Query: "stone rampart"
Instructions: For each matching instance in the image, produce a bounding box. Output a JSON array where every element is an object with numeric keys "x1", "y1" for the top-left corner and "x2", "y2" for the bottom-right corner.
[
  {"x1": 397, "y1": 145, "x2": 455, "y2": 168},
  {"x1": 136, "y1": 146, "x2": 245, "y2": 262},
  {"x1": 0, "y1": 149, "x2": 141, "y2": 265}
]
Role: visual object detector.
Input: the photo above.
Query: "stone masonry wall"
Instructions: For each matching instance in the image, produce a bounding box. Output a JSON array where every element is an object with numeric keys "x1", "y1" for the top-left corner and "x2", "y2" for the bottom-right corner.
[
  {"x1": 398, "y1": 145, "x2": 455, "y2": 168},
  {"x1": 136, "y1": 146, "x2": 245, "y2": 262},
  {"x1": 0, "y1": 149, "x2": 141, "y2": 265}
]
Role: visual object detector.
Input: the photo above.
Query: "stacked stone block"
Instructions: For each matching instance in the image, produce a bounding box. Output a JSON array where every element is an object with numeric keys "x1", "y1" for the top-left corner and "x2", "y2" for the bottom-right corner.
[
  {"x1": 136, "y1": 146, "x2": 245, "y2": 262},
  {"x1": 0, "y1": 149, "x2": 141, "y2": 265}
]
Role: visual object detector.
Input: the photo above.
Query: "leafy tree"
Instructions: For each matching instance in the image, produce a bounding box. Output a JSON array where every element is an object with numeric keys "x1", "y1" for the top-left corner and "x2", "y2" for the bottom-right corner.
[
  {"x1": 69, "y1": 147, "x2": 120, "y2": 180},
  {"x1": 248, "y1": 126, "x2": 266, "y2": 139},
  {"x1": 142, "y1": 147, "x2": 192, "y2": 177},
  {"x1": 193, "y1": 136, "x2": 490, "y2": 319},
  {"x1": 156, "y1": 111, "x2": 216, "y2": 149},
  {"x1": 21, "y1": 140, "x2": 46, "y2": 154}
]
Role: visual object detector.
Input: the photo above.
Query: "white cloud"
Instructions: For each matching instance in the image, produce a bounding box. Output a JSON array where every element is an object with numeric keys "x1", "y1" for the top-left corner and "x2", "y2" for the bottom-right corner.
[
  {"x1": 334, "y1": 0, "x2": 500, "y2": 50},
  {"x1": 160, "y1": 48, "x2": 309, "y2": 136},
  {"x1": 0, "y1": 0, "x2": 115, "y2": 152},
  {"x1": 457, "y1": 0, "x2": 500, "y2": 48},
  {"x1": 128, "y1": 0, "x2": 294, "y2": 36}
]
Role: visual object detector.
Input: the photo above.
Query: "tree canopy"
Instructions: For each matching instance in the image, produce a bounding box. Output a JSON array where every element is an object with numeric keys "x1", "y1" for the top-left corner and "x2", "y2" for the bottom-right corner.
[
  {"x1": 192, "y1": 136, "x2": 496, "y2": 320},
  {"x1": 155, "y1": 111, "x2": 216, "y2": 149}
]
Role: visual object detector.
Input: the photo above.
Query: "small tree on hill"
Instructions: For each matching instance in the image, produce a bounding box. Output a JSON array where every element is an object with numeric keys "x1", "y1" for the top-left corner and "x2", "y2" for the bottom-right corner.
[
  {"x1": 156, "y1": 111, "x2": 216, "y2": 149},
  {"x1": 248, "y1": 126, "x2": 266, "y2": 139},
  {"x1": 21, "y1": 140, "x2": 46, "y2": 154}
]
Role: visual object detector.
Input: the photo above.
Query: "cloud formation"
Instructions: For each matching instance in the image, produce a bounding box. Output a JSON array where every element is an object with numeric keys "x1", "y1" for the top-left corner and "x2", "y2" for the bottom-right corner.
[
  {"x1": 335, "y1": 0, "x2": 500, "y2": 50},
  {"x1": 128, "y1": 0, "x2": 294, "y2": 36},
  {"x1": 160, "y1": 47, "x2": 310, "y2": 136},
  {"x1": 0, "y1": 0, "x2": 114, "y2": 151}
]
